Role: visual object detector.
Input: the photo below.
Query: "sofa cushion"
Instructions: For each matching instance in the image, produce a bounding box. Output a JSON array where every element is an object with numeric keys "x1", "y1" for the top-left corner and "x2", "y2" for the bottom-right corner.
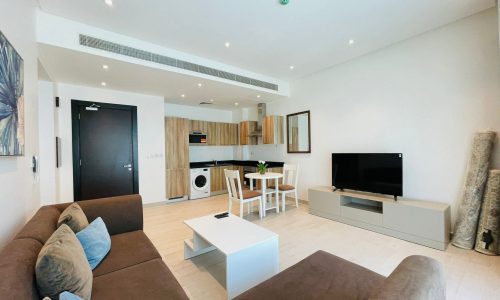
[
  {"x1": 15, "y1": 206, "x2": 61, "y2": 244},
  {"x1": 58, "y1": 203, "x2": 89, "y2": 233},
  {"x1": 36, "y1": 224, "x2": 93, "y2": 300},
  {"x1": 92, "y1": 230, "x2": 161, "y2": 277},
  {"x1": 92, "y1": 259, "x2": 188, "y2": 300},
  {"x1": 76, "y1": 217, "x2": 111, "y2": 270},
  {"x1": 368, "y1": 255, "x2": 445, "y2": 300},
  {"x1": 0, "y1": 238, "x2": 43, "y2": 300},
  {"x1": 236, "y1": 250, "x2": 385, "y2": 300}
]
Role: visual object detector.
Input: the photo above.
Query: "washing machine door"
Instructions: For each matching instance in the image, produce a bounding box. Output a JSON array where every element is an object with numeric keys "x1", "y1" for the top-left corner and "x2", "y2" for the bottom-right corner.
[{"x1": 193, "y1": 174, "x2": 208, "y2": 191}]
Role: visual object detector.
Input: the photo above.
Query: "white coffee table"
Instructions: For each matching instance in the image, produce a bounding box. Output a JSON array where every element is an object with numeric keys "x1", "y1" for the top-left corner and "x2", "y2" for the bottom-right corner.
[{"x1": 184, "y1": 213, "x2": 279, "y2": 299}]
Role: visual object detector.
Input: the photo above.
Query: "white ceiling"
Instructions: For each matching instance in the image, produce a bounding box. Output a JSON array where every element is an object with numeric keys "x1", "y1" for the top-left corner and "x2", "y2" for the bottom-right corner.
[
  {"x1": 37, "y1": 0, "x2": 495, "y2": 80},
  {"x1": 39, "y1": 44, "x2": 280, "y2": 109}
]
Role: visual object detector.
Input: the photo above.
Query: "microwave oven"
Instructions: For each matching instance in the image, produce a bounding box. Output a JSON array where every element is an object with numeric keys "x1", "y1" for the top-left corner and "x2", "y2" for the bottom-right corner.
[{"x1": 189, "y1": 132, "x2": 207, "y2": 145}]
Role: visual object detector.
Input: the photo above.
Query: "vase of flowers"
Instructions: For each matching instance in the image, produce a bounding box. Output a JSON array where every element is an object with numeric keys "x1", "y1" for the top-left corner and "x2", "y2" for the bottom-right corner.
[{"x1": 257, "y1": 160, "x2": 268, "y2": 175}]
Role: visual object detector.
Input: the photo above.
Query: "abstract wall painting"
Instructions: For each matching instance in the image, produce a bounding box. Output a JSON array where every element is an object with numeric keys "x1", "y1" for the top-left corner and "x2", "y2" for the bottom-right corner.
[{"x1": 0, "y1": 31, "x2": 24, "y2": 156}]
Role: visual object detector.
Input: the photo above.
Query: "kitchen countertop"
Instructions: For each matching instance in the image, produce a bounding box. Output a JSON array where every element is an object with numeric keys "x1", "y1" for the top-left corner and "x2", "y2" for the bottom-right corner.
[{"x1": 190, "y1": 160, "x2": 284, "y2": 169}]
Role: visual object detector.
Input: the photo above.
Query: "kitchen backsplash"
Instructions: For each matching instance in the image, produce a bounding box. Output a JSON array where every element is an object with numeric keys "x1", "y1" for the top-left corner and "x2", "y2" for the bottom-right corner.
[
  {"x1": 243, "y1": 144, "x2": 284, "y2": 162},
  {"x1": 189, "y1": 146, "x2": 235, "y2": 162}
]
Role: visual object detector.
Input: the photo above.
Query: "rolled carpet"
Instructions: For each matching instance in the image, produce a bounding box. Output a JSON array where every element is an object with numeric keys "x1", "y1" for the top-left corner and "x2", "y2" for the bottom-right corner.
[
  {"x1": 452, "y1": 131, "x2": 496, "y2": 249},
  {"x1": 474, "y1": 170, "x2": 500, "y2": 255}
]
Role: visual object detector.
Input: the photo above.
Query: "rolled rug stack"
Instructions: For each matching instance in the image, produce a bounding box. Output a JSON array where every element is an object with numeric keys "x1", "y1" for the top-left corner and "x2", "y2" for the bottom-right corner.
[
  {"x1": 474, "y1": 170, "x2": 500, "y2": 255},
  {"x1": 452, "y1": 131, "x2": 496, "y2": 250}
]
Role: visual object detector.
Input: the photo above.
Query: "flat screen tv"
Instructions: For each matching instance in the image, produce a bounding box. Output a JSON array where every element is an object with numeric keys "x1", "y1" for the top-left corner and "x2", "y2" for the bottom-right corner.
[{"x1": 332, "y1": 153, "x2": 403, "y2": 198}]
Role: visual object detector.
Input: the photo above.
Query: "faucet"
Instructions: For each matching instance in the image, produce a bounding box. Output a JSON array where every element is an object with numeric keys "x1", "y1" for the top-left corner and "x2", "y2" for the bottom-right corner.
[{"x1": 213, "y1": 160, "x2": 218, "y2": 166}]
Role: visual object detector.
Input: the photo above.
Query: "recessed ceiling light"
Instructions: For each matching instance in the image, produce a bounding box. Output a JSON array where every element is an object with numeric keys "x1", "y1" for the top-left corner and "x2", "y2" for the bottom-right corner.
[
  {"x1": 234, "y1": 102, "x2": 239, "y2": 106},
  {"x1": 104, "y1": 0, "x2": 113, "y2": 7},
  {"x1": 348, "y1": 39, "x2": 355, "y2": 45},
  {"x1": 197, "y1": 83, "x2": 203, "y2": 87},
  {"x1": 209, "y1": 99, "x2": 214, "y2": 102},
  {"x1": 257, "y1": 95, "x2": 261, "y2": 98},
  {"x1": 289, "y1": 65, "x2": 295, "y2": 70},
  {"x1": 181, "y1": 94, "x2": 186, "y2": 98},
  {"x1": 225, "y1": 42, "x2": 231, "y2": 48},
  {"x1": 102, "y1": 64, "x2": 109, "y2": 70},
  {"x1": 101, "y1": 82, "x2": 107, "y2": 86}
]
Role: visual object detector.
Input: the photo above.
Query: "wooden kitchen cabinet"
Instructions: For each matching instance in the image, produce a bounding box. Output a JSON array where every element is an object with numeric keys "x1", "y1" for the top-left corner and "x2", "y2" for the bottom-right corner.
[
  {"x1": 165, "y1": 117, "x2": 190, "y2": 198},
  {"x1": 190, "y1": 119, "x2": 238, "y2": 146},
  {"x1": 210, "y1": 165, "x2": 238, "y2": 193},
  {"x1": 229, "y1": 123, "x2": 239, "y2": 145},
  {"x1": 262, "y1": 115, "x2": 284, "y2": 145},
  {"x1": 217, "y1": 123, "x2": 229, "y2": 145},
  {"x1": 190, "y1": 120, "x2": 208, "y2": 133},
  {"x1": 207, "y1": 121, "x2": 218, "y2": 145},
  {"x1": 239, "y1": 121, "x2": 258, "y2": 145},
  {"x1": 217, "y1": 123, "x2": 239, "y2": 145},
  {"x1": 166, "y1": 169, "x2": 189, "y2": 198}
]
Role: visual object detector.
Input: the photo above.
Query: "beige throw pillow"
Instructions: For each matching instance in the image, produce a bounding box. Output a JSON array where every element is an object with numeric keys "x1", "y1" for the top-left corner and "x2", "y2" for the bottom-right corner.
[
  {"x1": 57, "y1": 203, "x2": 89, "y2": 233},
  {"x1": 36, "y1": 224, "x2": 93, "y2": 300}
]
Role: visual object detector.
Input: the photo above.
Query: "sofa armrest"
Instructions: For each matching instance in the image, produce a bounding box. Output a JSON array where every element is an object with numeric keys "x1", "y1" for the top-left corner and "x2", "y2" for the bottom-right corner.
[
  {"x1": 369, "y1": 255, "x2": 445, "y2": 300},
  {"x1": 78, "y1": 194, "x2": 143, "y2": 235}
]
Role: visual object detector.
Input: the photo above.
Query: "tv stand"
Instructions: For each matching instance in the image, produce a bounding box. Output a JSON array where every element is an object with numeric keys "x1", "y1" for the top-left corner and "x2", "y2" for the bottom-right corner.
[{"x1": 308, "y1": 187, "x2": 450, "y2": 250}]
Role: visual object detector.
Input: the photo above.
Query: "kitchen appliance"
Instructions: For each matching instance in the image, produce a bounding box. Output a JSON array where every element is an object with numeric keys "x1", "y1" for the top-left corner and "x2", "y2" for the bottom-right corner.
[
  {"x1": 248, "y1": 103, "x2": 266, "y2": 137},
  {"x1": 189, "y1": 131, "x2": 207, "y2": 145},
  {"x1": 243, "y1": 166, "x2": 257, "y2": 188},
  {"x1": 190, "y1": 168, "x2": 210, "y2": 199},
  {"x1": 332, "y1": 153, "x2": 403, "y2": 198}
]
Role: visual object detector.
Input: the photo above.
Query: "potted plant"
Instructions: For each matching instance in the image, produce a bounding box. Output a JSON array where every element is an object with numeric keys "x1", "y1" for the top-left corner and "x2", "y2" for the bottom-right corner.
[{"x1": 257, "y1": 160, "x2": 268, "y2": 175}]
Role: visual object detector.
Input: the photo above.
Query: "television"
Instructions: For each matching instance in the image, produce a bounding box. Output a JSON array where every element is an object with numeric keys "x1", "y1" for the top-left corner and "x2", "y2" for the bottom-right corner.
[{"x1": 332, "y1": 153, "x2": 403, "y2": 198}]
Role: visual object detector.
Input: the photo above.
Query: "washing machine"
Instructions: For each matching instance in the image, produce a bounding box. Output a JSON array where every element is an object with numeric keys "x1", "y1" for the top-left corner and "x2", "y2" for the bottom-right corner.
[{"x1": 190, "y1": 168, "x2": 211, "y2": 199}]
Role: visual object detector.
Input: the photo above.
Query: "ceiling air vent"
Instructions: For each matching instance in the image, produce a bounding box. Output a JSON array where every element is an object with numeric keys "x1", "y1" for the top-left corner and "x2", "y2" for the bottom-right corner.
[
  {"x1": 79, "y1": 34, "x2": 278, "y2": 91},
  {"x1": 199, "y1": 102, "x2": 213, "y2": 105}
]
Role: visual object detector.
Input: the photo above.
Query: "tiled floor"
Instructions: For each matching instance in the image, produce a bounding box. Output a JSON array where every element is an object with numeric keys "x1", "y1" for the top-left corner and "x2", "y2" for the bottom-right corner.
[{"x1": 143, "y1": 194, "x2": 500, "y2": 300}]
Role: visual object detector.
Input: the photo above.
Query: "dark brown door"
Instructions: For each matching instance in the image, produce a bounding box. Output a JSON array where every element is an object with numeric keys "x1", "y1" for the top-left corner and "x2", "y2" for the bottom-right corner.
[{"x1": 72, "y1": 100, "x2": 139, "y2": 201}]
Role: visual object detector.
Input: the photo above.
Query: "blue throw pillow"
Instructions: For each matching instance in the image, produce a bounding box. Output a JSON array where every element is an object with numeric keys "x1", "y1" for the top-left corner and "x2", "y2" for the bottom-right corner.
[
  {"x1": 76, "y1": 217, "x2": 111, "y2": 270},
  {"x1": 59, "y1": 291, "x2": 83, "y2": 300}
]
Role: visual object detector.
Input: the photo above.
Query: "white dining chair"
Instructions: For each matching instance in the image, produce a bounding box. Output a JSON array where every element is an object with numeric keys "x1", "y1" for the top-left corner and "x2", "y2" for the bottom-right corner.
[
  {"x1": 268, "y1": 164, "x2": 299, "y2": 212},
  {"x1": 225, "y1": 169, "x2": 263, "y2": 219}
]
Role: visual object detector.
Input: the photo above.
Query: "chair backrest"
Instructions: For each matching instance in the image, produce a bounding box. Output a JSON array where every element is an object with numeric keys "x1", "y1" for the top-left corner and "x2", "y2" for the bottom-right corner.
[
  {"x1": 283, "y1": 164, "x2": 299, "y2": 187},
  {"x1": 225, "y1": 169, "x2": 243, "y2": 201}
]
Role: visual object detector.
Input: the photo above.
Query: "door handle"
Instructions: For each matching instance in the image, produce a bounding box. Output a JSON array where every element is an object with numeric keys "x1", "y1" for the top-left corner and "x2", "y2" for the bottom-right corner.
[{"x1": 124, "y1": 164, "x2": 132, "y2": 168}]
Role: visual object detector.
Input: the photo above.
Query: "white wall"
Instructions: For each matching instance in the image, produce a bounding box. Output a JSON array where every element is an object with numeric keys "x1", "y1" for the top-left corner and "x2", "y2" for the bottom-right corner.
[
  {"x1": 165, "y1": 103, "x2": 237, "y2": 162},
  {"x1": 165, "y1": 103, "x2": 233, "y2": 122},
  {"x1": 0, "y1": 0, "x2": 40, "y2": 248},
  {"x1": 53, "y1": 83, "x2": 166, "y2": 204},
  {"x1": 38, "y1": 81, "x2": 57, "y2": 205},
  {"x1": 250, "y1": 8, "x2": 500, "y2": 226}
]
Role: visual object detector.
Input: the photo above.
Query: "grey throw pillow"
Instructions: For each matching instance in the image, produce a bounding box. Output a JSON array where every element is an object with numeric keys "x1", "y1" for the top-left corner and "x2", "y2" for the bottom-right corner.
[
  {"x1": 36, "y1": 224, "x2": 93, "y2": 300},
  {"x1": 57, "y1": 203, "x2": 89, "y2": 233}
]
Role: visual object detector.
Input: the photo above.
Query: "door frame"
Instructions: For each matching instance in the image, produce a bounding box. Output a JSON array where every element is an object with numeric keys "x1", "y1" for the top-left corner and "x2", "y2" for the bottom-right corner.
[{"x1": 71, "y1": 99, "x2": 139, "y2": 201}]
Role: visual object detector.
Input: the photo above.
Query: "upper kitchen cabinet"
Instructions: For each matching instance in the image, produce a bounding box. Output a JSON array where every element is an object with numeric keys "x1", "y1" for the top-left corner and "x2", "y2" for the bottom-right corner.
[
  {"x1": 262, "y1": 115, "x2": 284, "y2": 145},
  {"x1": 239, "y1": 121, "x2": 258, "y2": 145},
  {"x1": 207, "y1": 121, "x2": 218, "y2": 145},
  {"x1": 190, "y1": 120, "x2": 208, "y2": 133},
  {"x1": 218, "y1": 123, "x2": 239, "y2": 145}
]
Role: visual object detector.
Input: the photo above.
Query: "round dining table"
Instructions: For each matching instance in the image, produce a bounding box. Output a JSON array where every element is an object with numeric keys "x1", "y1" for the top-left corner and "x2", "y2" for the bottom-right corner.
[{"x1": 245, "y1": 172, "x2": 283, "y2": 217}]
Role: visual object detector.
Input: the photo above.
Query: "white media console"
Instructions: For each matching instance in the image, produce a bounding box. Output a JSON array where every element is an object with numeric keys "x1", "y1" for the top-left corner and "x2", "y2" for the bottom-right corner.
[{"x1": 308, "y1": 186, "x2": 451, "y2": 250}]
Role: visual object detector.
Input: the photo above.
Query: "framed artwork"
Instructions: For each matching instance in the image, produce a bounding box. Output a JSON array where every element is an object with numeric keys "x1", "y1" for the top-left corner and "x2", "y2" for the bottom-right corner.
[{"x1": 0, "y1": 31, "x2": 24, "y2": 156}]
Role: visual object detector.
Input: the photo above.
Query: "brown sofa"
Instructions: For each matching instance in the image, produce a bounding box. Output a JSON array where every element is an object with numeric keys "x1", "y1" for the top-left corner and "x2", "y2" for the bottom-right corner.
[
  {"x1": 0, "y1": 195, "x2": 188, "y2": 300},
  {"x1": 236, "y1": 250, "x2": 445, "y2": 300}
]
